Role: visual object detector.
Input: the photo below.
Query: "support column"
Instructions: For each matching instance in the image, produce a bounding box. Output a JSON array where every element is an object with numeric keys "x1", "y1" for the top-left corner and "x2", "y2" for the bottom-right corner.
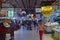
[{"x1": 0, "y1": 0, "x2": 2, "y2": 11}]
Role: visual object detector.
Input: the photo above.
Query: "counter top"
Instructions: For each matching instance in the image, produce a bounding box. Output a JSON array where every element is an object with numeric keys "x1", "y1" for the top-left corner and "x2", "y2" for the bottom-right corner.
[
  {"x1": 44, "y1": 22, "x2": 51, "y2": 26},
  {"x1": 53, "y1": 28, "x2": 60, "y2": 33},
  {"x1": 44, "y1": 22, "x2": 59, "y2": 26}
]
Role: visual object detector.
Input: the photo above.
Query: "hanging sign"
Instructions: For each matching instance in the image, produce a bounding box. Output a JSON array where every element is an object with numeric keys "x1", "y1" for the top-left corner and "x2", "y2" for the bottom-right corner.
[
  {"x1": 42, "y1": 11, "x2": 51, "y2": 16},
  {"x1": 41, "y1": 6, "x2": 52, "y2": 12},
  {"x1": 8, "y1": 8, "x2": 14, "y2": 17},
  {"x1": 41, "y1": 6, "x2": 53, "y2": 16},
  {"x1": 35, "y1": 8, "x2": 41, "y2": 13},
  {"x1": 0, "y1": 10, "x2": 7, "y2": 17}
]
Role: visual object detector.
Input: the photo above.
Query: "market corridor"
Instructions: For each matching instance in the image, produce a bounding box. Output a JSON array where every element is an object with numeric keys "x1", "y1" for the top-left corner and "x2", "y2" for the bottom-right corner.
[{"x1": 6, "y1": 28, "x2": 54, "y2": 40}]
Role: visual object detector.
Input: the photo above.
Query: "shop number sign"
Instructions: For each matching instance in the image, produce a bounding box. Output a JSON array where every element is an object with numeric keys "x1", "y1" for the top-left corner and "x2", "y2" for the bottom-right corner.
[{"x1": 41, "y1": 6, "x2": 52, "y2": 16}]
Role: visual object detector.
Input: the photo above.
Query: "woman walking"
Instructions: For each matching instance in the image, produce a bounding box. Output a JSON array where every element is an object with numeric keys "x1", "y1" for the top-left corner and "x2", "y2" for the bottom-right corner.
[{"x1": 38, "y1": 20, "x2": 44, "y2": 40}]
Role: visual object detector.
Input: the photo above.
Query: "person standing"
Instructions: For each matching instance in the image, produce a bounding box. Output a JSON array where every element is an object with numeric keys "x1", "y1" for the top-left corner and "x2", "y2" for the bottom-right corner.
[
  {"x1": 9, "y1": 20, "x2": 15, "y2": 40},
  {"x1": 0, "y1": 22, "x2": 6, "y2": 40},
  {"x1": 38, "y1": 20, "x2": 44, "y2": 40}
]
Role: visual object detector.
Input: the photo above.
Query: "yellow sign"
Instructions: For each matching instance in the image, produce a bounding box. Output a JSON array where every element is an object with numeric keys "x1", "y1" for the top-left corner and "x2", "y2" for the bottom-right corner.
[
  {"x1": 41, "y1": 6, "x2": 53, "y2": 16},
  {"x1": 42, "y1": 11, "x2": 51, "y2": 16},
  {"x1": 41, "y1": 6, "x2": 53, "y2": 12}
]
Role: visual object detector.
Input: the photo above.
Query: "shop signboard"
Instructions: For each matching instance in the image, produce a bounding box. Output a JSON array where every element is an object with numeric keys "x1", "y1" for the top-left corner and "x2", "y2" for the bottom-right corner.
[
  {"x1": 15, "y1": 8, "x2": 22, "y2": 14},
  {"x1": 36, "y1": 13, "x2": 40, "y2": 20},
  {"x1": 0, "y1": 10, "x2": 7, "y2": 17},
  {"x1": 41, "y1": 6, "x2": 53, "y2": 16},
  {"x1": 41, "y1": 6, "x2": 52, "y2": 12},
  {"x1": 35, "y1": 8, "x2": 41, "y2": 13},
  {"x1": 8, "y1": 8, "x2": 14, "y2": 18}
]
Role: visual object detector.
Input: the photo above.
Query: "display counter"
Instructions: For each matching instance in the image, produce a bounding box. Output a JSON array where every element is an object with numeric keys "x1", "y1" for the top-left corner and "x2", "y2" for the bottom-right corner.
[
  {"x1": 44, "y1": 22, "x2": 53, "y2": 33},
  {"x1": 44, "y1": 22, "x2": 59, "y2": 33}
]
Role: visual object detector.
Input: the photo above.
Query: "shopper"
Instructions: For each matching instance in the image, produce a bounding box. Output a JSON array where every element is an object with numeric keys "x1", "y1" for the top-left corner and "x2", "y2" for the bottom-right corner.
[
  {"x1": 27, "y1": 20, "x2": 32, "y2": 30},
  {"x1": 9, "y1": 20, "x2": 15, "y2": 40},
  {"x1": 0, "y1": 22, "x2": 6, "y2": 40},
  {"x1": 38, "y1": 20, "x2": 44, "y2": 40}
]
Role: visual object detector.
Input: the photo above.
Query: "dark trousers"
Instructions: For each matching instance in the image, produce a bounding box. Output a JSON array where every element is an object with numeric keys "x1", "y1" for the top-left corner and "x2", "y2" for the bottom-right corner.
[
  {"x1": 0, "y1": 32, "x2": 6, "y2": 40},
  {"x1": 10, "y1": 28, "x2": 14, "y2": 40},
  {"x1": 39, "y1": 30, "x2": 44, "y2": 40}
]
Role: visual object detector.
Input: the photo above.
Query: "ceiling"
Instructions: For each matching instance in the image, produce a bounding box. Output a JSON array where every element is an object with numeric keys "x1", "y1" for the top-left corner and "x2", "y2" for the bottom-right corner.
[
  {"x1": 2, "y1": 0, "x2": 56, "y2": 8},
  {"x1": 0, "y1": 0, "x2": 60, "y2": 17},
  {"x1": 1, "y1": 0, "x2": 58, "y2": 14}
]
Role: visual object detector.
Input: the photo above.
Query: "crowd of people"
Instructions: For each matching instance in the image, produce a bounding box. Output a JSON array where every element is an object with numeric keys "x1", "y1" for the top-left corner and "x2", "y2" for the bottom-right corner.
[
  {"x1": 20, "y1": 20, "x2": 38, "y2": 30},
  {"x1": 0, "y1": 19, "x2": 45, "y2": 40}
]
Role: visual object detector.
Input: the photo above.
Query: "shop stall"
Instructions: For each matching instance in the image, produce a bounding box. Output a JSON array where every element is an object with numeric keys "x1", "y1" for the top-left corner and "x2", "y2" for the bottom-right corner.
[
  {"x1": 53, "y1": 26, "x2": 60, "y2": 40},
  {"x1": 44, "y1": 22, "x2": 59, "y2": 33},
  {"x1": 52, "y1": 16, "x2": 60, "y2": 40}
]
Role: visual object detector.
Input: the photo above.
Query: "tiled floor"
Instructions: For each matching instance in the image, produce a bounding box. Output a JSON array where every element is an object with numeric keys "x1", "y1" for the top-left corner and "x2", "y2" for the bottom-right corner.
[{"x1": 6, "y1": 29, "x2": 54, "y2": 40}]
